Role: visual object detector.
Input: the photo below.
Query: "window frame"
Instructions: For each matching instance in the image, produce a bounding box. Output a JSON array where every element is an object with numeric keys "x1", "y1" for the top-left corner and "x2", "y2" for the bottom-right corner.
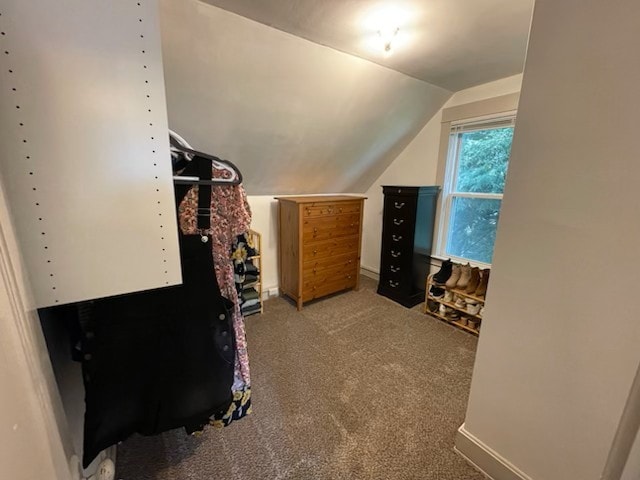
[{"x1": 435, "y1": 113, "x2": 517, "y2": 267}]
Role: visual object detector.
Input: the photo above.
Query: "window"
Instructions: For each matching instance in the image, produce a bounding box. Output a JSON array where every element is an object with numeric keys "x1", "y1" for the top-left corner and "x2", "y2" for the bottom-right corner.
[{"x1": 438, "y1": 115, "x2": 515, "y2": 265}]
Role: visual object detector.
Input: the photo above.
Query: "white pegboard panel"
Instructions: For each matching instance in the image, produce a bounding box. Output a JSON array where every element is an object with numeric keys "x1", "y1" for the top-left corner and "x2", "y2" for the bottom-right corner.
[{"x1": 0, "y1": 0, "x2": 182, "y2": 307}]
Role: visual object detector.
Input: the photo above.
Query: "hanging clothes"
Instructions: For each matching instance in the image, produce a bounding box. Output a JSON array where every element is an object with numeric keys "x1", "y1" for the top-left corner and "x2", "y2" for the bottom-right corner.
[
  {"x1": 80, "y1": 159, "x2": 237, "y2": 467},
  {"x1": 177, "y1": 164, "x2": 253, "y2": 426}
]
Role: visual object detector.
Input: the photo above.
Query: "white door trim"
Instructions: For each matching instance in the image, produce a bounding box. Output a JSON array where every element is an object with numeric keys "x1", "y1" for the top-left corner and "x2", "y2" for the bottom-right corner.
[{"x1": 0, "y1": 180, "x2": 78, "y2": 479}]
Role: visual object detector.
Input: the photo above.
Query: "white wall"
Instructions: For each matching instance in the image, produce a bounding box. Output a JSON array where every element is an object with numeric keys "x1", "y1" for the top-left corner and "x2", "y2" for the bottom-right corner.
[
  {"x1": 360, "y1": 74, "x2": 522, "y2": 274},
  {"x1": 246, "y1": 196, "x2": 279, "y2": 296},
  {"x1": 158, "y1": 0, "x2": 450, "y2": 195},
  {"x1": 458, "y1": 1, "x2": 640, "y2": 479}
]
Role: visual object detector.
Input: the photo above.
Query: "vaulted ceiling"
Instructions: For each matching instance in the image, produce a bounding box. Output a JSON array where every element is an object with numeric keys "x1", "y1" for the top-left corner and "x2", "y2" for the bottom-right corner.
[
  {"x1": 158, "y1": 0, "x2": 532, "y2": 194},
  {"x1": 199, "y1": 0, "x2": 534, "y2": 91}
]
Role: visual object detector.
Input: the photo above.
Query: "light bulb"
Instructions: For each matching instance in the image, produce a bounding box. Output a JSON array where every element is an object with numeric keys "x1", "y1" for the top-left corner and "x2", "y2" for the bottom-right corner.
[{"x1": 378, "y1": 27, "x2": 399, "y2": 54}]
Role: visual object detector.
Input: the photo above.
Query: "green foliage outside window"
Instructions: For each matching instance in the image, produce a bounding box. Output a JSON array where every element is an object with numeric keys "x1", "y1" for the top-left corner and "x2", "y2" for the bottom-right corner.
[{"x1": 446, "y1": 127, "x2": 513, "y2": 264}]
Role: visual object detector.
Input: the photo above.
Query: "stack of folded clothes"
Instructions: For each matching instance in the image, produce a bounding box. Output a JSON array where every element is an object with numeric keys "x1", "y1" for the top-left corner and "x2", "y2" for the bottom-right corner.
[{"x1": 241, "y1": 287, "x2": 261, "y2": 316}]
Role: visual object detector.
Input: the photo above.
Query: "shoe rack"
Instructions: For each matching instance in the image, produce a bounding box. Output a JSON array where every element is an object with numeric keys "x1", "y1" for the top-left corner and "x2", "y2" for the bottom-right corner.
[
  {"x1": 241, "y1": 229, "x2": 263, "y2": 316},
  {"x1": 424, "y1": 274, "x2": 485, "y2": 336}
]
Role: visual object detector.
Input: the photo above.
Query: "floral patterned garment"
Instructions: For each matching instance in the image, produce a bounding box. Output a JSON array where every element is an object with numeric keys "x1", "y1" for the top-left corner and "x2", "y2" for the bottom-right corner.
[
  {"x1": 211, "y1": 386, "x2": 252, "y2": 428},
  {"x1": 177, "y1": 166, "x2": 252, "y2": 424}
]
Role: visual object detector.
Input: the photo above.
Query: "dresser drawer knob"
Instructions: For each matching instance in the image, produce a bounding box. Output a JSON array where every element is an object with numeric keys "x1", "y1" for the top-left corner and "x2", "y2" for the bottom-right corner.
[
  {"x1": 350, "y1": 223, "x2": 355, "y2": 227},
  {"x1": 313, "y1": 250, "x2": 317, "y2": 255},
  {"x1": 390, "y1": 266, "x2": 400, "y2": 273},
  {"x1": 347, "y1": 275, "x2": 352, "y2": 279},
  {"x1": 338, "y1": 208, "x2": 343, "y2": 213},
  {"x1": 389, "y1": 280, "x2": 399, "y2": 288},
  {"x1": 393, "y1": 218, "x2": 404, "y2": 225},
  {"x1": 305, "y1": 208, "x2": 311, "y2": 215},
  {"x1": 392, "y1": 235, "x2": 403, "y2": 242},
  {"x1": 391, "y1": 250, "x2": 401, "y2": 258},
  {"x1": 348, "y1": 260, "x2": 353, "y2": 264},
  {"x1": 394, "y1": 202, "x2": 405, "y2": 209}
]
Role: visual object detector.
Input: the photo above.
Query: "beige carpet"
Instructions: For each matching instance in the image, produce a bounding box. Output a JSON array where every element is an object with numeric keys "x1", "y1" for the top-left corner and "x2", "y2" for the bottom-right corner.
[{"x1": 116, "y1": 277, "x2": 484, "y2": 480}]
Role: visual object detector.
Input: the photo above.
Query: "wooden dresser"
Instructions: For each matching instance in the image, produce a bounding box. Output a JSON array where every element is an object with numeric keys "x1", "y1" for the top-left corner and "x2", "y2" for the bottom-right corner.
[
  {"x1": 275, "y1": 195, "x2": 366, "y2": 310},
  {"x1": 377, "y1": 186, "x2": 439, "y2": 307}
]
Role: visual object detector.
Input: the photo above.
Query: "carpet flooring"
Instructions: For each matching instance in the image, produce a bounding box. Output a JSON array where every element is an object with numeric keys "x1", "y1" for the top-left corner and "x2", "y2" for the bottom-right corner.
[{"x1": 116, "y1": 277, "x2": 484, "y2": 480}]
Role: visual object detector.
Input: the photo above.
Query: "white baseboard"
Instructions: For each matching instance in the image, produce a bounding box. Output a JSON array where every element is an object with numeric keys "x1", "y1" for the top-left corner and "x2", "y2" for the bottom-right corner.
[
  {"x1": 262, "y1": 285, "x2": 279, "y2": 300},
  {"x1": 360, "y1": 265, "x2": 379, "y2": 281},
  {"x1": 455, "y1": 424, "x2": 532, "y2": 480}
]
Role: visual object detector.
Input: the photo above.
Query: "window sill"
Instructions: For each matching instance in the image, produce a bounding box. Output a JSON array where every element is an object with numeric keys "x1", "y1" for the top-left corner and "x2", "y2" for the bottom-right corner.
[{"x1": 432, "y1": 253, "x2": 492, "y2": 270}]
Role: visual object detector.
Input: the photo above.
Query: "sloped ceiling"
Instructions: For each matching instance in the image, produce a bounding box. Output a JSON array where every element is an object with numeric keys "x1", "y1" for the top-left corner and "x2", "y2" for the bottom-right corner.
[
  {"x1": 158, "y1": 0, "x2": 451, "y2": 195},
  {"x1": 199, "y1": 0, "x2": 534, "y2": 91}
]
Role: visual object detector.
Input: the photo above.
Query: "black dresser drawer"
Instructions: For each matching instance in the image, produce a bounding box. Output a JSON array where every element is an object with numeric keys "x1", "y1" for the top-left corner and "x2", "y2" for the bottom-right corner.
[
  {"x1": 380, "y1": 244, "x2": 409, "y2": 267},
  {"x1": 383, "y1": 196, "x2": 416, "y2": 222},
  {"x1": 379, "y1": 262, "x2": 411, "y2": 290}
]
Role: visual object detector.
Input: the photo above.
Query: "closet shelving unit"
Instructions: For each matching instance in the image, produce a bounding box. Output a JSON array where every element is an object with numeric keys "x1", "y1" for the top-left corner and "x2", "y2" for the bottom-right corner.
[
  {"x1": 424, "y1": 274, "x2": 484, "y2": 336},
  {"x1": 241, "y1": 229, "x2": 263, "y2": 316}
]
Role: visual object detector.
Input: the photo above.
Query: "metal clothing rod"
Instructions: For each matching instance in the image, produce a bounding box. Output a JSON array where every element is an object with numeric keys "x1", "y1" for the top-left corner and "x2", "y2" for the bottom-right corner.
[{"x1": 173, "y1": 175, "x2": 239, "y2": 186}]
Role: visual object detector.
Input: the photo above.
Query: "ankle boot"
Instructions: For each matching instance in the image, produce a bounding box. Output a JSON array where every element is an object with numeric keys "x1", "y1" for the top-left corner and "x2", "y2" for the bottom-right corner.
[
  {"x1": 475, "y1": 269, "x2": 490, "y2": 297},
  {"x1": 445, "y1": 265, "x2": 461, "y2": 288},
  {"x1": 466, "y1": 267, "x2": 481, "y2": 294},
  {"x1": 456, "y1": 263, "x2": 472, "y2": 289},
  {"x1": 433, "y1": 259, "x2": 452, "y2": 284}
]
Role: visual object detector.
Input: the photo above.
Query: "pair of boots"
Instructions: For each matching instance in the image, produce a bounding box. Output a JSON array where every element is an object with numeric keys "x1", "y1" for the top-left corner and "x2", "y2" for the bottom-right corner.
[
  {"x1": 468, "y1": 268, "x2": 489, "y2": 296},
  {"x1": 435, "y1": 260, "x2": 489, "y2": 297},
  {"x1": 446, "y1": 263, "x2": 471, "y2": 289}
]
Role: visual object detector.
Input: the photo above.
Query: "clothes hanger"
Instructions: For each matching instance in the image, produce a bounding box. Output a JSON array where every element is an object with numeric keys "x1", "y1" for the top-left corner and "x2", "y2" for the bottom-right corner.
[
  {"x1": 171, "y1": 143, "x2": 243, "y2": 186},
  {"x1": 169, "y1": 132, "x2": 243, "y2": 186}
]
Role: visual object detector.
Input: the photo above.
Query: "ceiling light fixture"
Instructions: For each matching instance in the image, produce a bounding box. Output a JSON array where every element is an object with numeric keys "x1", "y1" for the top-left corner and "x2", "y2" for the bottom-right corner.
[
  {"x1": 360, "y1": 5, "x2": 413, "y2": 57},
  {"x1": 378, "y1": 26, "x2": 399, "y2": 54}
]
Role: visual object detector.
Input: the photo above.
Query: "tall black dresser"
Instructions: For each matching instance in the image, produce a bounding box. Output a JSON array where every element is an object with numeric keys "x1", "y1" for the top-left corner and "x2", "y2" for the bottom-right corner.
[{"x1": 377, "y1": 186, "x2": 440, "y2": 307}]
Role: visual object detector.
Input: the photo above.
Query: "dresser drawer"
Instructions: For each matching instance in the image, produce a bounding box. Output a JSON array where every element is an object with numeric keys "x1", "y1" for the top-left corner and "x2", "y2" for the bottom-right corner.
[
  {"x1": 383, "y1": 211, "x2": 413, "y2": 237},
  {"x1": 303, "y1": 263, "x2": 358, "y2": 290},
  {"x1": 379, "y1": 262, "x2": 405, "y2": 280},
  {"x1": 303, "y1": 251, "x2": 357, "y2": 272},
  {"x1": 384, "y1": 196, "x2": 415, "y2": 214},
  {"x1": 379, "y1": 253, "x2": 411, "y2": 287},
  {"x1": 380, "y1": 245, "x2": 409, "y2": 266},
  {"x1": 302, "y1": 275, "x2": 357, "y2": 302},
  {"x1": 303, "y1": 224, "x2": 360, "y2": 242},
  {"x1": 379, "y1": 276, "x2": 404, "y2": 292},
  {"x1": 384, "y1": 230, "x2": 411, "y2": 249},
  {"x1": 303, "y1": 235, "x2": 360, "y2": 262},
  {"x1": 303, "y1": 213, "x2": 360, "y2": 230},
  {"x1": 303, "y1": 213, "x2": 360, "y2": 241},
  {"x1": 302, "y1": 235, "x2": 360, "y2": 262},
  {"x1": 302, "y1": 201, "x2": 361, "y2": 218}
]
